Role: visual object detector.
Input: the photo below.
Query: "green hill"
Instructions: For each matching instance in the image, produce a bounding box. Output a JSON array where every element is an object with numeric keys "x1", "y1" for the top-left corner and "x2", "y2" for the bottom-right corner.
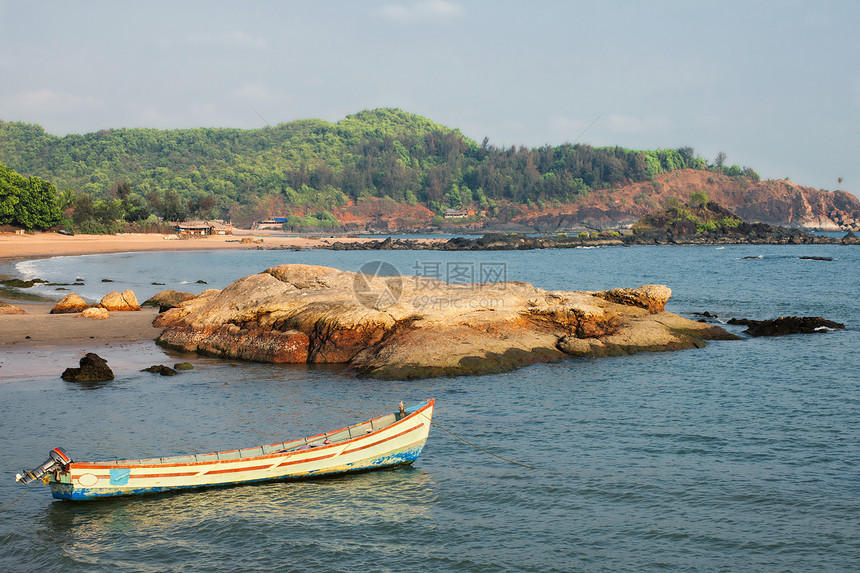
[{"x1": 0, "y1": 108, "x2": 748, "y2": 230}]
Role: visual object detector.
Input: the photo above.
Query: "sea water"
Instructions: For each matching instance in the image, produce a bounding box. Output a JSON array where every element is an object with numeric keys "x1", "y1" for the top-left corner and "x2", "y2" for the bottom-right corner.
[{"x1": 1, "y1": 244, "x2": 858, "y2": 572}]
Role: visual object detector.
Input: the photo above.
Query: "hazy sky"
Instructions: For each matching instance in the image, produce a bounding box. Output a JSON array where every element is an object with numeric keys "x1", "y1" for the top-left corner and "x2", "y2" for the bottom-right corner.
[{"x1": 1, "y1": 0, "x2": 857, "y2": 195}]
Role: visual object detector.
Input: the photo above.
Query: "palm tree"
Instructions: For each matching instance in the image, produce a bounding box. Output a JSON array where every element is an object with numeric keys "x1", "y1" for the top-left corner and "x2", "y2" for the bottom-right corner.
[{"x1": 56, "y1": 188, "x2": 76, "y2": 211}]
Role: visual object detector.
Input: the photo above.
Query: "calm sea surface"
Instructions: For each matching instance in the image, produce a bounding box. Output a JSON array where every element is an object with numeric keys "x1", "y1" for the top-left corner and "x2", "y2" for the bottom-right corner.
[{"x1": 1, "y1": 244, "x2": 859, "y2": 572}]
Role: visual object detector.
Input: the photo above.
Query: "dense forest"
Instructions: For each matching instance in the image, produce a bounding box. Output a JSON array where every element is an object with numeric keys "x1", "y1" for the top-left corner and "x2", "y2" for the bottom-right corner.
[
  {"x1": 0, "y1": 108, "x2": 757, "y2": 231},
  {"x1": 0, "y1": 162, "x2": 62, "y2": 229}
]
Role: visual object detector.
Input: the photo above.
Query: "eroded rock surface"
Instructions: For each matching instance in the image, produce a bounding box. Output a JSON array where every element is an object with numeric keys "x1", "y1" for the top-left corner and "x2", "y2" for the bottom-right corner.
[
  {"x1": 50, "y1": 293, "x2": 89, "y2": 314},
  {"x1": 99, "y1": 289, "x2": 140, "y2": 311},
  {"x1": 143, "y1": 290, "x2": 197, "y2": 312},
  {"x1": 0, "y1": 302, "x2": 26, "y2": 315},
  {"x1": 80, "y1": 307, "x2": 109, "y2": 320},
  {"x1": 155, "y1": 264, "x2": 737, "y2": 379}
]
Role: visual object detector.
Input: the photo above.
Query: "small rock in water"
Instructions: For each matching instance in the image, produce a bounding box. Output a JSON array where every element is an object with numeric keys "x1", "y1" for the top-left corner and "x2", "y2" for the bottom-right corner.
[
  {"x1": 62, "y1": 353, "x2": 114, "y2": 382},
  {"x1": 142, "y1": 365, "x2": 178, "y2": 376},
  {"x1": 692, "y1": 311, "x2": 718, "y2": 318},
  {"x1": 729, "y1": 316, "x2": 845, "y2": 336},
  {"x1": 174, "y1": 362, "x2": 194, "y2": 370}
]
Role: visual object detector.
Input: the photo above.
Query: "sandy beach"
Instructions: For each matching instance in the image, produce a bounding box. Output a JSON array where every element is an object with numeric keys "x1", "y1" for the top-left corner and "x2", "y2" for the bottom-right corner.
[
  {"x1": 0, "y1": 230, "x2": 394, "y2": 263},
  {"x1": 0, "y1": 304, "x2": 171, "y2": 380},
  {"x1": 0, "y1": 230, "x2": 403, "y2": 380}
]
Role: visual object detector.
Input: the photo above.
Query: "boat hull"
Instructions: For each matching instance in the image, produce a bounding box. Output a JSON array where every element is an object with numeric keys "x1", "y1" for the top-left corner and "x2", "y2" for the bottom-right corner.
[{"x1": 47, "y1": 400, "x2": 433, "y2": 501}]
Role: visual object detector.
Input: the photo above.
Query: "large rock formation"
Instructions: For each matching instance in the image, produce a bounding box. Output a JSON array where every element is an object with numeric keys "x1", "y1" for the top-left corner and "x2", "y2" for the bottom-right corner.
[
  {"x1": 0, "y1": 302, "x2": 26, "y2": 315},
  {"x1": 154, "y1": 264, "x2": 736, "y2": 379},
  {"x1": 143, "y1": 290, "x2": 198, "y2": 312},
  {"x1": 50, "y1": 293, "x2": 89, "y2": 314},
  {"x1": 99, "y1": 289, "x2": 140, "y2": 311}
]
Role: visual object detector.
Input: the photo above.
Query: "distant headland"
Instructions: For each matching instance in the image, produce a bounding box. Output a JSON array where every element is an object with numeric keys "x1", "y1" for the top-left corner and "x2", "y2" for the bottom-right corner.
[{"x1": 1, "y1": 109, "x2": 857, "y2": 238}]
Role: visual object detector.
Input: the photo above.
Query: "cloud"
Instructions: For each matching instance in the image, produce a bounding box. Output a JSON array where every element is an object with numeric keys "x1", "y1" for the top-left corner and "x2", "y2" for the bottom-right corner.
[
  {"x1": 230, "y1": 82, "x2": 275, "y2": 102},
  {"x1": 605, "y1": 113, "x2": 668, "y2": 134},
  {"x1": 378, "y1": 1, "x2": 465, "y2": 23},
  {"x1": 0, "y1": 89, "x2": 102, "y2": 115},
  {"x1": 159, "y1": 30, "x2": 265, "y2": 50},
  {"x1": 549, "y1": 115, "x2": 589, "y2": 136}
]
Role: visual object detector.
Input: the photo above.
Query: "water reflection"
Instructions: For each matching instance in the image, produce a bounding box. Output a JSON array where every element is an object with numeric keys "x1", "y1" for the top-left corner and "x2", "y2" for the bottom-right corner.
[{"x1": 39, "y1": 467, "x2": 436, "y2": 570}]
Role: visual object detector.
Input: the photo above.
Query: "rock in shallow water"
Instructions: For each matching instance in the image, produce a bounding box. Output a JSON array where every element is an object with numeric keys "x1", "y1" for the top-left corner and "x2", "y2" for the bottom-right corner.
[
  {"x1": 154, "y1": 264, "x2": 737, "y2": 379},
  {"x1": 728, "y1": 316, "x2": 845, "y2": 336},
  {"x1": 61, "y1": 353, "x2": 114, "y2": 382}
]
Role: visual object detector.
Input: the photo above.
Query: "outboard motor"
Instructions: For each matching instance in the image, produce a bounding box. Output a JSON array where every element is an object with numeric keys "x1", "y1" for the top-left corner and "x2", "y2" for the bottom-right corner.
[{"x1": 16, "y1": 447, "x2": 72, "y2": 485}]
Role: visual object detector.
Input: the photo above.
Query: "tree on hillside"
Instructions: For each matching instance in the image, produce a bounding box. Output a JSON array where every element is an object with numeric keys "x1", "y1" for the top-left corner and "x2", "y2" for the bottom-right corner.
[
  {"x1": 0, "y1": 162, "x2": 61, "y2": 229},
  {"x1": 689, "y1": 190, "x2": 709, "y2": 207},
  {"x1": 715, "y1": 151, "x2": 727, "y2": 168}
]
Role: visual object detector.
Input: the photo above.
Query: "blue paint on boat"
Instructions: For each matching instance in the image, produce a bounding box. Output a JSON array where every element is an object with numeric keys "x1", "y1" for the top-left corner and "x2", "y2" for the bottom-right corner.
[{"x1": 109, "y1": 468, "x2": 131, "y2": 485}]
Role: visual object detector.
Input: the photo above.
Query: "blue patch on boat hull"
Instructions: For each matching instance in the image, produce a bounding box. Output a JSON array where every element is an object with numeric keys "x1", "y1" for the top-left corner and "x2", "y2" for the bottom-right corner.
[{"x1": 49, "y1": 444, "x2": 425, "y2": 501}]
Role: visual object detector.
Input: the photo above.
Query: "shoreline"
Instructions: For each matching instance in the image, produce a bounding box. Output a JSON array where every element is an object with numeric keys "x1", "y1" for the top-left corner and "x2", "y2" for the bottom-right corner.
[
  {"x1": 0, "y1": 304, "x2": 171, "y2": 382},
  {"x1": 0, "y1": 229, "x2": 852, "y2": 369},
  {"x1": 0, "y1": 230, "x2": 431, "y2": 265}
]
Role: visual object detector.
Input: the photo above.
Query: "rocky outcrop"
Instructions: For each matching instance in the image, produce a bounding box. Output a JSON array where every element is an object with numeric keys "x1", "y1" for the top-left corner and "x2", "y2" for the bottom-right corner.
[
  {"x1": 143, "y1": 290, "x2": 197, "y2": 312},
  {"x1": 727, "y1": 316, "x2": 845, "y2": 336},
  {"x1": 498, "y1": 170, "x2": 860, "y2": 233},
  {"x1": 0, "y1": 302, "x2": 26, "y2": 314},
  {"x1": 99, "y1": 289, "x2": 140, "y2": 311},
  {"x1": 588, "y1": 285, "x2": 671, "y2": 314},
  {"x1": 61, "y1": 353, "x2": 114, "y2": 382},
  {"x1": 50, "y1": 293, "x2": 89, "y2": 314},
  {"x1": 80, "y1": 307, "x2": 109, "y2": 320},
  {"x1": 155, "y1": 264, "x2": 737, "y2": 379}
]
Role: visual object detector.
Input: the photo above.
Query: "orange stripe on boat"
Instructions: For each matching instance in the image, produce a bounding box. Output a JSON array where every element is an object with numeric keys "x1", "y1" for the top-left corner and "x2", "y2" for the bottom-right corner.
[
  {"x1": 132, "y1": 471, "x2": 200, "y2": 479},
  {"x1": 204, "y1": 463, "x2": 274, "y2": 476},
  {"x1": 277, "y1": 453, "x2": 337, "y2": 467},
  {"x1": 343, "y1": 423, "x2": 424, "y2": 454}
]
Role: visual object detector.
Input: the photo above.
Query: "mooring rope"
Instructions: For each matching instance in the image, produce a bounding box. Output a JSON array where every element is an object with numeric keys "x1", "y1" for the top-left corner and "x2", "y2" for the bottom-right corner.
[
  {"x1": 0, "y1": 480, "x2": 40, "y2": 514},
  {"x1": 308, "y1": 397, "x2": 536, "y2": 470},
  {"x1": 420, "y1": 413, "x2": 535, "y2": 470}
]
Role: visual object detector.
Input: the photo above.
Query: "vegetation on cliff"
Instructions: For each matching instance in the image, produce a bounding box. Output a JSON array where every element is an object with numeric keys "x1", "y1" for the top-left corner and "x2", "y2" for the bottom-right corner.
[
  {"x1": 0, "y1": 109, "x2": 757, "y2": 232},
  {"x1": 632, "y1": 192, "x2": 744, "y2": 235}
]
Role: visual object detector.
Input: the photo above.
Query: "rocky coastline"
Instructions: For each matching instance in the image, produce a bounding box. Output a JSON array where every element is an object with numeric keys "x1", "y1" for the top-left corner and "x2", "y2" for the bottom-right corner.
[
  {"x1": 319, "y1": 227, "x2": 858, "y2": 252},
  {"x1": 153, "y1": 264, "x2": 737, "y2": 380}
]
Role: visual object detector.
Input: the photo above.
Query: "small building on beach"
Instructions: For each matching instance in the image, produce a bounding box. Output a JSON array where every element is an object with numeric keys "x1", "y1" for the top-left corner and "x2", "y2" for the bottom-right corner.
[
  {"x1": 252, "y1": 217, "x2": 290, "y2": 230},
  {"x1": 175, "y1": 220, "x2": 234, "y2": 236}
]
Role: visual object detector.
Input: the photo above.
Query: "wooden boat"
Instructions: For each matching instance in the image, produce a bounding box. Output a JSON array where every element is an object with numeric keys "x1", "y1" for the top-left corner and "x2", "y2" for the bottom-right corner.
[{"x1": 16, "y1": 399, "x2": 434, "y2": 500}]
